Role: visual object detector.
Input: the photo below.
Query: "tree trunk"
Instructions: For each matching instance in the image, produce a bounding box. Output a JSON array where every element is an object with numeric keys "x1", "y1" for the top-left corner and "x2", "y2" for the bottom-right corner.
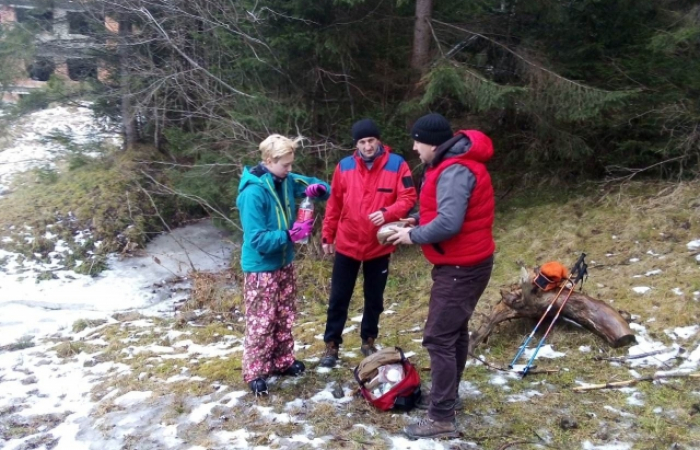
[
  {"x1": 119, "y1": 14, "x2": 137, "y2": 150},
  {"x1": 410, "y1": 0, "x2": 433, "y2": 74},
  {"x1": 470, "y1": 270, "x2": 636, "y2": 351}
]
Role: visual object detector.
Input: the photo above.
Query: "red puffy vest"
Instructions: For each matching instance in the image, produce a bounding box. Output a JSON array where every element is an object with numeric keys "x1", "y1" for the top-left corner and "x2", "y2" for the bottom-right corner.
[{"x1": 419, "y1": 130, "x2": 495, "y2": 266}]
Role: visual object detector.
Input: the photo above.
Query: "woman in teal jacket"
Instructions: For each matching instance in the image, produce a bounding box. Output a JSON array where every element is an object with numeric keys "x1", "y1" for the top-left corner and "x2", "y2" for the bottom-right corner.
[{"x1": 236, "y1": 134, "x2": 330, "y2": 395}]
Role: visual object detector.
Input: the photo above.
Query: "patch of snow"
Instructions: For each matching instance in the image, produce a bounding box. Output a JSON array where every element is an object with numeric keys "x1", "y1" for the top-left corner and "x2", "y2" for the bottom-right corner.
[
  {"x1": 629, "y1": 257, "x2": 639, "y2": 263},
  {"x1": 165, "y1": 374, "x2": 206, "y2": 384},
  {"x1": 579, "y1": 346, "x2": 592, "y2": 353},
  {"x1": 165, "y1": 330, "x2": 189, "y2": 341},
  {"x1": 665, "y1": 325, "x2": 698, "y2": 340},
  {"x1": 582, "y1": 441, "x2": 632, "y2": 450},
  {"x1": 353, "y1": 423, "x2": 377, "y2": 434},
  {"x1": 671, "y1": 287, "x2": 683, "y2": 296},
  {"x1": 458, "y1": 380, "x2": 482, "y2": 398},
  {"x1": 188, "y1": 402, "x2": 218, "y2": 423},
  {"x1": 645, "y1": 269, "x2": 662, "y2": 276},
  {"x1": 349, "y1": 314, "x2": 363, "y2": 323},
  {"x1": 506, "y1": 390, "x2": 543, "y2": 402},
  {"x1": 150, "y1": 424, "x2": 182, "y2": 448},
  {"x1": 309, "y1": 383, "x2": 353, "y2": 404},
  {"x1": 626, "y1": 324, "x2": 680, "y2": 368},
  {"x1": 523, "y1": 344, "x2": 566, "y2": 360},
  {"x1": 285, "y1": 398, "x2": 306, "y2": 411},
  {"x1": 603, "y1": 405, "x2": 636, "y2": 418},
  {"x1": 254, "y1": 405, "x2": 295, "y2": 424},
  {"x1": 389, "y1": 435, "x2": 469, "y2": 449},
  {"x1": 687, "y1": 239, "x2": 700, "y2": 251},
  {"x1": 626, "y1": 391, "x2": 645, "y2": 407},
  {"x1": 123, "y1": 344, "x2": 176, "y2": 356},
  {"x1": 113, "y1": 391, "x2": 153, "y2": 407},
  {"x1": 632, "y1": 286, "x2": 651, "y2": 294},
  {"x1": 287, "y1": 434, "x2": 326, "y2": 447},
  {"x1": 489, "y1": 374, "x2": 510, "y2": 386},
  {"x1": 213, "y1": 429, "x2": 253, "y2": 447},
  {"x1": 678, "y1": 343, "x2": 700, "y2": 370},
  {"x1": 341, "y1": 325, "x2": 357, "y2": 335}
]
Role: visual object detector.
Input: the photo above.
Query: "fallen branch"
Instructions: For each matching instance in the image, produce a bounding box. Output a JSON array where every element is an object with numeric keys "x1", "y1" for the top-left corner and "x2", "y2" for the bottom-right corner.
[
  {"x1": 593, "y1": 347, "x2": 675, "y2": 362},
  {"x1": 498, "y1": 441, "x2": 538, "y2": 450},
  {"x1": 573, "y1": 371, "x2": 700, "y2": 392}
]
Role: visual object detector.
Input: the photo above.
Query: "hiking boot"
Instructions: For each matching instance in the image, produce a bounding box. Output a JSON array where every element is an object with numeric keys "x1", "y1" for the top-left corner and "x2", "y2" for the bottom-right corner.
[
  {"x1": 319, "y1": 342, "x2": 339, "y2": 368},
  {"x1": 404, "y1": 417, "x2": 459, "y2": 440},
  {"x1": 248, "y1": 378, "x2": 268, "y2": 396},
  {"x1": 360, "y1": 337, "x2": 377, "y2": 357},
  {"x1": 280, "y1": 360, "x2": 305, "y2": 376},
  {"x1": 415, "y1": 390, "x2": 464, "y2": 411}
]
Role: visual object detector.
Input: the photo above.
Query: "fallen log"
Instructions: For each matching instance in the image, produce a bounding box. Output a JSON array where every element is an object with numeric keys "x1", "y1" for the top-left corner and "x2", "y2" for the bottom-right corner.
[
  {"x1": 573, "y1": 371, "x2": 700, "y2": 392},
  {"x1": 470, "y1": 268, "x2": 636, "y2": 351}
]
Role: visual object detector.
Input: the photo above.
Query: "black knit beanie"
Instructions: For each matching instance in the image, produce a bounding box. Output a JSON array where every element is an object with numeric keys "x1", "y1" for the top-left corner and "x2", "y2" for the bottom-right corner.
[
  {"x1": 411, "y1": 113, "x2": 453, "y2": 146},
  {"x1": 351, "y1": 119, "x2": 381, "y2": 145}
]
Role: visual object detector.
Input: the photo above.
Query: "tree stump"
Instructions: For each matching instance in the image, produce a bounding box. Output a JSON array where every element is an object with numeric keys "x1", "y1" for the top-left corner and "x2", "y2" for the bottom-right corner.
[{"x1": 470, "y1": 268, "x2": 636, "y2": 351}]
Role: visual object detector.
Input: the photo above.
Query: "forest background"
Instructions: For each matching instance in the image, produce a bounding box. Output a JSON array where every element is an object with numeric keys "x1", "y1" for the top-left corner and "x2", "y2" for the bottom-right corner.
[{"x1": 2, "y1": 0, "x2": 699, "y2": 227}]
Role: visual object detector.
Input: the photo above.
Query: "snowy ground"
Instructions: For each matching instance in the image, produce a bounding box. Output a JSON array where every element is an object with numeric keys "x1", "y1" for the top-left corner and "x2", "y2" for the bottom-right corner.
[
  {"x1": 2, "y1": 234, "x2": 700, "y2": 449},
  {"x1": 0, "y1": 220, "x2": 235, "y2": 347},
  {"x1": 0, "y1": 104, "x2": 121, "y2": 197}
]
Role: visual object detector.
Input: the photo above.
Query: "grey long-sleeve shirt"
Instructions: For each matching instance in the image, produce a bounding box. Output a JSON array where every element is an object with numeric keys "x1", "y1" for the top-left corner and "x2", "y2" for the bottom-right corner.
[{"x1": 409, "y1": 164, "x2": 475, "y2": 245}]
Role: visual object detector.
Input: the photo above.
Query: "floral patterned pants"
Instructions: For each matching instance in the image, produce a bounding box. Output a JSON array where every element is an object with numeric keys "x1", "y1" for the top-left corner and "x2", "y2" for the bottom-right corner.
[{"x1": 242, "y1": 264, "x2": 297, "y2": 383}]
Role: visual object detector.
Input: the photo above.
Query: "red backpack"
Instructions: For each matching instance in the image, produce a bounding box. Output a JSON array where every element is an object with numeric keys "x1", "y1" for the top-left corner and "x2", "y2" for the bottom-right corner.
[{"x1": 353, "y1": 347, "x2": 422, "y2": 411}]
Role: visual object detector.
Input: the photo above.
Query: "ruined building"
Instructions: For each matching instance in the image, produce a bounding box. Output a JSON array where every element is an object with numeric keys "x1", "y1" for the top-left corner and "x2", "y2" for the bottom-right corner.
[{"x1": 0, "y1": 1, "x2": 116, "y2": 102}]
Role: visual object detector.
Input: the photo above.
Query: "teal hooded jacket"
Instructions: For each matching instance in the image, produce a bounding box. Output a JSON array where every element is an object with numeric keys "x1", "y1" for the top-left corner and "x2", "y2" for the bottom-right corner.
[{"x1": 236, "y1": 167, "x2": 330, "y2": 273}]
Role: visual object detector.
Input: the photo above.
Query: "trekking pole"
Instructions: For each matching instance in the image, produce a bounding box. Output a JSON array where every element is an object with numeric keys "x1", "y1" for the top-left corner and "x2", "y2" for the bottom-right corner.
[
  {"x1": 508, "y1": 253, "x2": 586, "y2": 369},
  {"x1": 521, "y1": 256, "x2": 588, "y2": 378}
]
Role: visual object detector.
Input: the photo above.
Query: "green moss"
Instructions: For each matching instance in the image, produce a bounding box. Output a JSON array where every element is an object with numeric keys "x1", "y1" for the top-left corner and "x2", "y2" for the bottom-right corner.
[{"x1": 194, "y1": 357, "x2": 242, "y2": 384}]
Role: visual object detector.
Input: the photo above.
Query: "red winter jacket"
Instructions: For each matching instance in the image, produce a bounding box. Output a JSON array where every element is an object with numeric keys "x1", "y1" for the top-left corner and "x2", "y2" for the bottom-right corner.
[
  {"x1": 322, "y1": 146, "x2": 417, "y2": 261},
  {"x1": 419, "y1": 130, "x2": 495, "y2": 266}
]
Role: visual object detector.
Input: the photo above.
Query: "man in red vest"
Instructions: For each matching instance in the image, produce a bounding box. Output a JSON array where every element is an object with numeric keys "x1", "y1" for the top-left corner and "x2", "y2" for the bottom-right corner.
[
  {"x1": 388, "y1": 113, "x2": 495, "y2": 440},
  {"x1": 319, "y1": 119, "x2": 417, "y2": 368}
]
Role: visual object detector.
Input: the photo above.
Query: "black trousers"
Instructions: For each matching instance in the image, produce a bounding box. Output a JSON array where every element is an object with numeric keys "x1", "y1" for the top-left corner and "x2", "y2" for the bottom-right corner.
[
  {"x1": 424, "y1": 255, "x2": 493, "y2": 421},
  {"x1": 323, "y1": 251, "x2": 390, "y2": 345}
]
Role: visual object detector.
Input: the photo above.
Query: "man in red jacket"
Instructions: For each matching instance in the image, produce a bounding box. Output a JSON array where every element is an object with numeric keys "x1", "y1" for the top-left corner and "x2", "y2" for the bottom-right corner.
[
  {"x1": 388, "y1": 113, "x2": 495, "y2": 440},
  {"x1": 319, "y1": 119, "x2": 417, "y2": 368}
]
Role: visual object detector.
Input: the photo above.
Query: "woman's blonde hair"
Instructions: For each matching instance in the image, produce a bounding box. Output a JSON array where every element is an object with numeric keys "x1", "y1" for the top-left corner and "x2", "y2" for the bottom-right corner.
[{"x1": 259, "y1": 134, "x2": 303, "y2": 162}]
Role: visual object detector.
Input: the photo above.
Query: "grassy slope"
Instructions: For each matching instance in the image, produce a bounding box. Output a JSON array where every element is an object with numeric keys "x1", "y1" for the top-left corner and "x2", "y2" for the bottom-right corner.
[
  {"x1": 37, "y1": 180, "x2": 700, "y2": 448},
  {"x1": 0, "y1": 148, "x2": 172, "y2": 276}
]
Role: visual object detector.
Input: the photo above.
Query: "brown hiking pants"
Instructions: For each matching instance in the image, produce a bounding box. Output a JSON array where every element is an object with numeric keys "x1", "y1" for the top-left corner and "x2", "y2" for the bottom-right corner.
[{"x1": 424, "y1": 255, "x2": 493, "y2": 421}]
